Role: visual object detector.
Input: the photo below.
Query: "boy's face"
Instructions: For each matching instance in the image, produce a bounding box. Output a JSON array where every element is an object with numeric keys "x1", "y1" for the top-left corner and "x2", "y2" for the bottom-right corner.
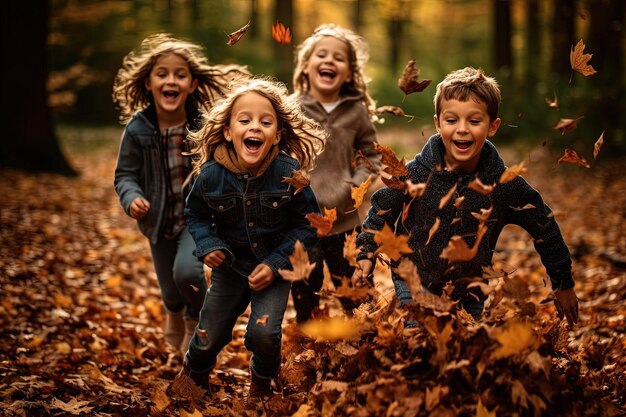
[
  {"x1": 223, "y1": 92, "x2": 280, "y2": 175},
  {"x1": 434, "y1": 96, "x2": 501, "y2": 174},
  {"x1": 304, "y1": 36, "x2": 352, "y2": 103},
  {"x1": 145, "y1": 53, "x2": 198, "y2": 124}
]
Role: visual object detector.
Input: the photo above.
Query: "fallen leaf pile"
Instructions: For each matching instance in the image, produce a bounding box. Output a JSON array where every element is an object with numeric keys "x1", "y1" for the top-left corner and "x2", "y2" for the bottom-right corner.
[{"x1": 0, "y1": 134, "x2": 624, "y2": 417}]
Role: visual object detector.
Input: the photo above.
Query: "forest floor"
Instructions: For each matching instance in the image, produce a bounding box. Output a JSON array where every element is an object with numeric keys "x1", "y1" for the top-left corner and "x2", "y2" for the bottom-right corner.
[{"x1": 0, "y1": 126, "x2": 624, "y2": 417}]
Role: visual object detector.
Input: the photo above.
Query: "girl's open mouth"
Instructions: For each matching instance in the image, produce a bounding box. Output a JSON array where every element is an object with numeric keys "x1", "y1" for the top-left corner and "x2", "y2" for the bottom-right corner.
[
  {"x1": 319, "y1": 69, "x2": 336, "y2": 81},
  {"x1": 244, "y1": 138, "x2": 263, "y2": 151}
]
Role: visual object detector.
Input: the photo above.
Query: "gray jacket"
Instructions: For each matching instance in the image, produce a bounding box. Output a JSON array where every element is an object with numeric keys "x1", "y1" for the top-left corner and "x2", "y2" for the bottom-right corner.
[{"x1": 300, "y1": 93, "x2": 381, "y2": 234}]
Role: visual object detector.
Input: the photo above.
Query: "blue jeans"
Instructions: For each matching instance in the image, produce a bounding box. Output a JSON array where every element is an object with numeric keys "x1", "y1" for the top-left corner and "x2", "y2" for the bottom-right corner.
[
  {"x1": 149, "y1": 227, "x2": 207, "y2": 319},
  {"x1": 185, "y1": 264, "x2": 290, "y2": 378}
]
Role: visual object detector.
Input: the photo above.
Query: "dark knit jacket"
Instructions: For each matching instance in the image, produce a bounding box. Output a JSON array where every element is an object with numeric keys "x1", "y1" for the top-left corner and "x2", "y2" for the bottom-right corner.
[{"x1": 357, "y1": 134, "x2": 574, "y2": 303}]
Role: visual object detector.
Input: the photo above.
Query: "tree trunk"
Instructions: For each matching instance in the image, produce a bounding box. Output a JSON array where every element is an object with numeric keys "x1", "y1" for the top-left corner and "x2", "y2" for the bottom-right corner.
[
  {"x1": 0, "y1": 1, "x2": 77, "y2": 176},
  {"x1": 273, "y1": 0, "x2": 294, "y2": 87},
  {"x1": 352, "y1": 0, "x2": 364, "y2": 32},
  {"x1": 525, "y1": 0, "x2": 540, "y2": 86},
  {"x1": 550, "y1": 0, "x2": 575, "y2": 77},
  {"x1": 387, "y1": 15, "x2": 404, "y2": 74},
  {"x1": 493, "y1": 0, "x2": 513, "y2": 75}
]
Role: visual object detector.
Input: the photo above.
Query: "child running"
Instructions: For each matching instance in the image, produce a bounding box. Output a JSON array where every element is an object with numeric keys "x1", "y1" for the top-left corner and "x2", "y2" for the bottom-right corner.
[
  {"x1": 113, "y1": 33, "x2": 249, "y2": 354},
  {"x1": 177, "y1": 78, "x2": 326, "y2": 401},
  {"x1": 291, "y1": 23, "x2": 381, "y2": 321},
  {"x1": 354, "y1": 67, "x2": 578, "y2": 325}
]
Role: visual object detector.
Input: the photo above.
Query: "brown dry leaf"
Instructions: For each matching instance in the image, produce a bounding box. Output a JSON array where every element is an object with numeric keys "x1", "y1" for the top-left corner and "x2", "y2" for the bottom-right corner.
[
  {"x1": 556, "y1": 149, "x2": 590, "y2": 168},
  {"x1": 426, "y1": 217, "x2": 440, "y2": 246},
  {"x1": 375, "y1": 143, "x2": 408, "y2": 176},
  {"x1": 491, "y1": 320, "x2": 538, "y2": 359},
  {"x1": 476, "y1": 398, "x2": 497, "y2": 417},
  {"x1": 278, "y1": 240, "x2": 316, "y2": 283},
  {"x1": 511, "y1": 203, "x2": 536, "y2": 211},
  {"x1": 226, "y1": 21, "x2": 251, "y2": 46},
  {"x1": 553, "y1": 118, "x2": 581, "y2": 134},
  {"x1": 593, "y1": 130, "x2": 605, "y2": 159},
  {"x1": 499, "y1": 161, "x2": 527, "y2": 184},
  {"x1": 440, "y1": 223, "x2": 487, "y2": 263},
  {"x1": 180, "y1": 407, "x2": 203, "y2": 417},
  {"x1": 343, "y1": 229, "x2": 359, "y2": 267},
  {"x1": 570, "y1": 39, "x2": 597, "y2": 77},
  {"x1": 394, "y1": 257, "x2": 421, "y2": 297},
  {"x1": 439, "y1": 183, "x2": 458, "y2": 209},
  {"x1": 381, "y1": 173, "x2": 406, "y2": 190},
  {"x1": 454, "y1": 196, "x2": 465, "y2": 209},
  {"x1": 376, "y1": 105, "x2": 415, "y2": 121},
  {"x1": 272, "y1": 21, "x2": 292, "y2": 44},
  {"x1": 50, "y1": 398, "x2": 94, "y2": 415},
  {"x1": 545, "y1": 92, "x2": 559, "y2": 110},
  {"x1": 369, "y1": 223, "x2": 413, "y2": 261},
  {"x1": 468, "y1": 178, "x2": 496, "y2": 195},
  {"x1": 300, "y1": 317, "x2": 361, "y2": 341},
  {"x1": 333, "y1": 276, "x2": 370, "y2": 300},
  {"x1": 150, "y1": 383, "x2": 171, "y2": 413},
  {"x1": 256, "y1": 314, "x2": 269, "y2": 326},
  {"x1": 283, "y1": 168, "x2": 310, "y2": 195},
  {"x1": 511, "y1": 379, "x2": 531, "y2": 409},
  {"x1": 398, "y1": 59, "x2": 432, "y2": 96},
  {"x1": 306, "y1": 207, "x2": 337, "y2": 237},
  {"x1": 351, "y1": 175, "x2": 372, "y2": 210},
  {"x1": 352, "y1": 150, "x2": 378, "y2": 173},
  {"x1": 471, "y1": 206, "x2": 492, "y2": 223},
  {"x1": 406, "y1": 180, "x2": 427, "y2": 198}
]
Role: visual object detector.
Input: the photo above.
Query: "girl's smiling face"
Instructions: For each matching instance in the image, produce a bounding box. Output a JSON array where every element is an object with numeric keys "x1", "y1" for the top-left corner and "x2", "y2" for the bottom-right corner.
[
  {"x1": 434, "y1": 95, "x2": 501, "y2": 174},
  {"x1": 304, "y1": 36, "x2": 352, "y2": 103},
  {"x1": 224, "y1": 92, "x2": 280, "y2": 175}
]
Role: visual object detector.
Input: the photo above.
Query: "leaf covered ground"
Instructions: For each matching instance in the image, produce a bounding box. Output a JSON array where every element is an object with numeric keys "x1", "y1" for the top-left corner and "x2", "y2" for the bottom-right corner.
[{"x1": 0, "y1": 129, "x2": 624, "y2": 417}]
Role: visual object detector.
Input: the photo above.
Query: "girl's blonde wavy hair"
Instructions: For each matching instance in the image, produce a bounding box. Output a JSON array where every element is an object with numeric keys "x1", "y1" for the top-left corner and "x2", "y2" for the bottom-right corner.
[
  {"x1": 292, "y1": 24, "x2": 376, "y2": 118},
  {"x1": 188, "y1": 77, "x2": 327, "y2": 177},
  {"x1": 112, "y1": 33, "x2": 249, "y2": 124}
]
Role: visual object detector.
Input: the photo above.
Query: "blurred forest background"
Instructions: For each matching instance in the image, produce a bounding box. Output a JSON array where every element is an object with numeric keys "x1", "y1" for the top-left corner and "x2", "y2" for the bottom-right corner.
[{"x1": 0, "y1": 0, "x2": 624, "y2": 175}]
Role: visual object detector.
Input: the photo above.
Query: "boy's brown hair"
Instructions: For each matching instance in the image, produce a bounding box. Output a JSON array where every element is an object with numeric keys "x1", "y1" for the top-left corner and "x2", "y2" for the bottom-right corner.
[{"x1": 433, "y1": 67, "x2": 501, "y2": 121}]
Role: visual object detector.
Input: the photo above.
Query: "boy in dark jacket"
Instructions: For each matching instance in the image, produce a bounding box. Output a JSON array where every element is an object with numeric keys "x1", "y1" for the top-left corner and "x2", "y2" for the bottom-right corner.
[{"x1": 354, "y1": 67, "x2": 578, "y2": 325}]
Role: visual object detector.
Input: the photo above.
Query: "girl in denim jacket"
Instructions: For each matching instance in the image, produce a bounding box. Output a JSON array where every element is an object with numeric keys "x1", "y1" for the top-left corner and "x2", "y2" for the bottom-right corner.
[
  {"x1": 113, "y1": 34, "x2": 248, "y2": 354},
  {"x1": 177, "y1": 78, "x2": 326, "y2": 401}
]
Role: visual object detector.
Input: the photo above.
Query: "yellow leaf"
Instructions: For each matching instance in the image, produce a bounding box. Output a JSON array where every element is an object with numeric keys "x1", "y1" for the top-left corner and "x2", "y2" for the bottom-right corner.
[
  {"x1": 283, "y1": 168, "x2": 310, "y2": 195},
  {"x1": 439, "y1": 183, "x2": 457, "y2": 209},
  {"x1": 570, "y1": 39, "x2": 597, "y2": 77},
  {"x1": 342, "y1": 229, "x2": 359, "y2": 267},
  {"x1": 306, "y1": 207, "x2": 337, "y2": 237},
  {"x1": 300, "y1": 317, "x2": 361, "y2": 341},
  {"x1": 278, "y1": 240, "x2": 316, "y2": 283},
  {"x1": 499, "y1": 161, "x2": 527, "y2": 184},
  {"x1": 440, "y1": 223, "x2": 487, "y2": 263},
  {"x1": 180, "y1": 407, "x2": 203, "y2": 417},
  {"x1": 369, "y1": 223, "x2": 413, "y2": 261},
  {"x1": 351, "y1": 175, "x2": 372, "y2": 210},
  {"x1": 491, "y1": 320, "x2": 538, "y2": 359},
  {"x1": 476, "y1": 398, "x2": 496, "y2": 417}
]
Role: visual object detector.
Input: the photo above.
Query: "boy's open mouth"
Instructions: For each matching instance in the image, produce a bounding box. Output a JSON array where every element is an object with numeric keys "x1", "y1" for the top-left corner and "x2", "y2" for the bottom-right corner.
[
  {"x1": 319, "y1": 69, "x2": 336, "y2": 81},
  {"x1": 163, "y1": 91, "x2": 179, "y2": 98},
  {"x1": 453, "y1": 140, "x2": 473, "y2": 150},
  {"x1": 244, "y1": 138, "x2": 263, "y2": 151}
]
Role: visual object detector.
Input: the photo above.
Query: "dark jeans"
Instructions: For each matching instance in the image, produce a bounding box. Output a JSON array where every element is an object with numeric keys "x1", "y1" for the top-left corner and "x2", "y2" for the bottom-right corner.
[
  {"x1": 149, "y1": 227, "x2": 207, "y2": 319},
  {"x1": 292, "y1": 228, "x2": 369, "y2": 322},
  {"x1": 185, "y1": 264, "x2": 290, "y2": 378}
]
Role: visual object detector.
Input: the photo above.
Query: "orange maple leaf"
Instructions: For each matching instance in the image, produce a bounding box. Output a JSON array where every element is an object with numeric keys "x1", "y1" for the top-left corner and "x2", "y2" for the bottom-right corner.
[
  {"x1": 306, "y1": 207, "x2": 337, "y2": 237},
  {"x1": 226, "y1": 21, "x2": 251, "y2": 46},
  {"x1": 499, "y1": 161, "x2": 527, "y2": 184},
  {"x1": 593, "y1": 130, "x2": 605, "y2": 160},
  {"x1": 277, "y1": 240, "x2": 316, "y2": 283},
  {"x1": 271, "y1": 21, "x2": 292, "y2": 45},
  {"x1": 375, "y1": 143, "x2": 408, "y2": 176},
  {"x1": 406, "y1": 180, "x2": 427, "y2": 198},
  {"x1": 282, "y1": 168, "x2": 310, "y2": 195},
  {"x1": 376, "y1": 105, "x2": 415, "y2": 122},
  {"x1": 352, "y1": 150, "x2": 378, "y2": 173},
  {"x1": 381, "y1": 173, "x2": 406, "y2": 191},
  {"x1": 425, "y1": 217, "x2": 440, "y2": 246},
  {"x1": 440, "y1": 223, "x2": 487, "y2": 263},
  {"x1": 556, "y1": 149, "x2": 590, "y2": 168},
  {"x1": 368, "y1": 223, "x2": 413, "y2": 261},
  {"x1": 398, "y1": 59, "x2": 432, "y2": 96},
  {"x1": 342, "y1": 229, "x2": 359, "y2": 267},
  {"x1": 570, "y1": 39, "x2": 597, "y2": 78},
  {"x1": 438, "y1": 183, "x2": 458, "y2": 209},
  {"x1": 351, "y1": 175, "x2": 372, "y2": 210},
  {"x1": 468, "y1": 178, "x2": 495, "y2": 195}
]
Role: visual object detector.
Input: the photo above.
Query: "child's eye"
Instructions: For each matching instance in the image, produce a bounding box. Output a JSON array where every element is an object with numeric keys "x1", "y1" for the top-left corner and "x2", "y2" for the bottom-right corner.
[
  {"x1": 261, "y1": 120, "x2": 273, "y2": 127},
  {"x1": 239, "y1": 119, "x2": 250, "y2": 124},
  {"x1": 445, "y1": 118, "x2": 457, "y2": 124},
  {"x1": 470, "y1": 120, "x2": 482, "y2": 125}
]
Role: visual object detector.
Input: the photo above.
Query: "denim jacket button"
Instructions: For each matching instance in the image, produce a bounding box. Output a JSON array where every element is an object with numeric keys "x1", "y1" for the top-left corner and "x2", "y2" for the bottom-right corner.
[
  {"x1": 248, "y1": 222, "x2": 254, "y2": 227},
  {"x1": 218, "y1": 205, "x2": 224, "y2": 210},
  {"x1": 252, "y1": 242, "x2": 258, "y2": 248},
  {"x1": 272, "y1": 202, "x2": 278, "y2": 207},
  {"x1": 246, "y1": 200, "x2": 252, "y2": 206}
]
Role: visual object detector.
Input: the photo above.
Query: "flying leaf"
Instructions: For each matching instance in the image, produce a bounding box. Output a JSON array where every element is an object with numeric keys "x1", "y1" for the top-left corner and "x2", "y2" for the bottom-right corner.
[
  {"x1": 406, "y1": 180, "x2": 427, "y2": 198},
  {"x1": 376, "y1": 105, "x2": 415, "y2": 122},
  {"x1": 368, "y1": 223, "x2": 413, "y2": 261},
  {"x1": 553, "y1": 117, "x2": 582, "y2": 134},
  {"x1": 570, "y1": 39, "x2": 597, "y2": 77},
  {"x1": 306, "y1": 207, "x2": 337, "y2": 237},
  {"x1": 593, "y1": 130, "x2": 605, "y2": 159},
  {"x1": 352, "y1": 150, "x2": 378, "y2": 173},
  {"x1": 375, "y1": 143, "x2": 408, "y2": 176},
  {"x1": 283, "y1": 168, "x2": 310, "y2": 195},
  {"x1": 277, "y1": 240, "x2": 316, "y2": 283},
  {"x1": 426, "y1": 217, "x2": 440, "y2": 246},
  {"x1": 334, "y1": 277, "x2": 370, "y2": 300},
  {"x1": 545, "y1": 92, "x2": 559, "y2": 110},
  {"x1": 511, "y1": 203, "x2": 536, "y2": 211},
  {"x1": 394, "y1": 257, "x2": 421, "y2": 298},
  {"x1": 491, "y1": 320, "x2": 538, "y2": 359},
  {"x1": 476, "y1": 398, "x2": 497, "y2": 417},
  {"x1": 439, "y1": 183, "x2": 458, "y2": 209},
  {"x1": 499, "y1": 161, "x2": 527, "y2": 184},
  {"x1": 381, "y1": 173, "x2": 406, "y2": 190},
  {"x1": 471, "y1": 206, "x2": 492, "y2": 223},
  {"x1": 398, "y1": 59, "x2": 432, "y2": 96},
  {"x1": 256, "y1": 314, "x2": 269, "y2": 326},
  {"x1": 272, "y1": 21, "x2": 292, "y2": 44},
  {"x1": 351, "y1": 175, "x2": 372, "y2": 210},
  {"x1": 343, "y1": 229, "x2": 359, "y2": 267},
  {"x1": 440, "y1": 223, "x2": 487, "y2": 263},
  {"x1": 226, "y1": 21, "x2": 251, "y2": 46},
  {"x1": 556, "y1": 149, "x2": 590, "y2": 168},
  {"x1": 468, "y1": 178, "x2": 495, "y2": 195},
  {"x1": 300, "y1": 316, "x2": 362, "y2": 341}
]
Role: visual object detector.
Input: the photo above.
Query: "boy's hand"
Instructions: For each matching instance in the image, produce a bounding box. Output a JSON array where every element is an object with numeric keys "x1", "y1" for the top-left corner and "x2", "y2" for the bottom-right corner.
[
  {"x1": 554, "y1": 287, "x2": 579, "y2": 326},
  {"x1": 203, "y1": 250, "x2": 226, "y2": 268},
  {"x1": 130, "y1": 197, "x2": 150, "y2": 219},
  {"x1": 249, "y1": 263, "x2": 275, "y2": 291},
  {"x1": 352, "y1": 259, "x2": 373, "y2": 288}
]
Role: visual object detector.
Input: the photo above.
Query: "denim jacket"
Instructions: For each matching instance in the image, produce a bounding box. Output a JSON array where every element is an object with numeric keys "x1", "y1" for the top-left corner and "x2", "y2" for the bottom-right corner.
[
  {"x1": 357, "y1": 134, "x2": 574, "y2": 303},
  {"x1": 185, "y1": 153, "x2": 321, "y2": 277},
  {"x1": 114, "y1": 104, "x2": 199, "y2": 244}
]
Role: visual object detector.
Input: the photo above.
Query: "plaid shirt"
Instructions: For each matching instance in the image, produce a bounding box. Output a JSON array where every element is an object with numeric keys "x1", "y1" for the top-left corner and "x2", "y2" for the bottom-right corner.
[{"x1": 160, "y1": 124, "x2": 191, "y2": 239}]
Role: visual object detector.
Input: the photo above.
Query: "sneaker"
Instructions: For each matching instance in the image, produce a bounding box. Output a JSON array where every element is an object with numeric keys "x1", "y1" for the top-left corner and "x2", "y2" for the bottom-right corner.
[{"x1": 248, "y1": 369, "x2": 273, "y2": 402}]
